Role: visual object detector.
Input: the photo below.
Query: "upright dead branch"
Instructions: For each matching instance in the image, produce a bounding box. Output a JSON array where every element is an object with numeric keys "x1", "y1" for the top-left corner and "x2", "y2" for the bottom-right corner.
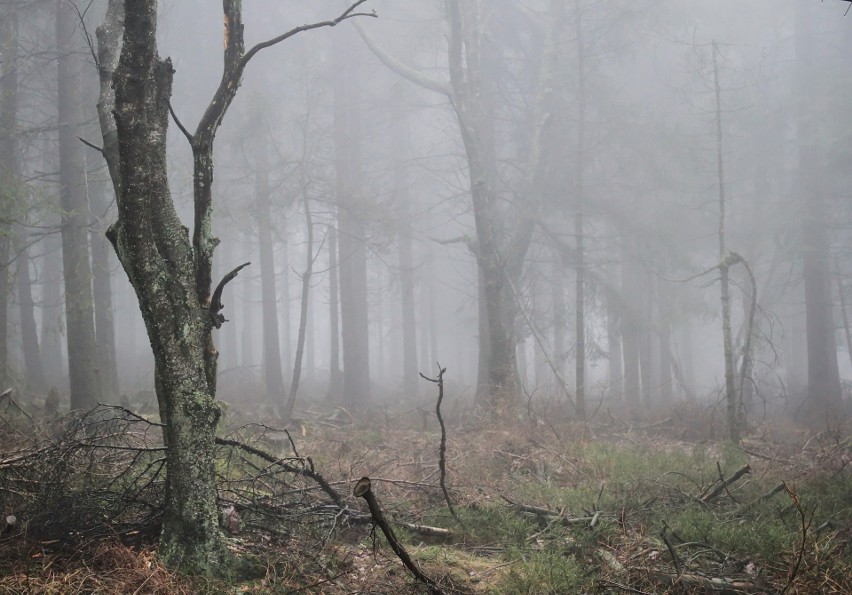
[
  {"x1": 420, "y1": 365, "x2": 458, "y2": 523},
  {"x1": 353, "y1": 477, "x2": 443, "y2": 594}
]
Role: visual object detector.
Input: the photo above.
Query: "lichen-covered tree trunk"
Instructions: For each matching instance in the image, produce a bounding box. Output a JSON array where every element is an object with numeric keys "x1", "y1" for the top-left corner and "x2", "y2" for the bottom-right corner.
[
  {"x1": 108, "y1": 1, "x2": 227, "y2": 571},
  {"x1": 102, "y1": 0, "x2": 371, "y2": 571}
]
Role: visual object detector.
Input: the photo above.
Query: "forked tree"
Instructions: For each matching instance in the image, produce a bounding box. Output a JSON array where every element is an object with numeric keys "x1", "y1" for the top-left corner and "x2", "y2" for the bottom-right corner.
[{"x1": 95, "y1": 0, "x2": 373, "y2": 573}]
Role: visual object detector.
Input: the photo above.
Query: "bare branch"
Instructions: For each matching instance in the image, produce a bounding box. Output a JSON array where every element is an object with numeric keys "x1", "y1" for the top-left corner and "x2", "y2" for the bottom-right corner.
[
  {"x1": 209, "y1": 262, "x2": 250, "y2": 328},
  {"x1": 352, "y1": 19, "x2": 451, "y2": 96},
  {"x1": 168, "y1": 101, "x2": 193, "y2": 145},
  {"x1": 77, "y1": 136, "x2": 103, "y2": 155},
  {"x1": 244, "y1": 0, "x2": 376, "y2": 65}
]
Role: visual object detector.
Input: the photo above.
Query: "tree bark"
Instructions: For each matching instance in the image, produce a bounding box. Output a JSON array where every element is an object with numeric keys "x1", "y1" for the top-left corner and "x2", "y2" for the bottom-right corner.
[{"x1": 107, "y1": 0, "x2": 229, "y2": 571}]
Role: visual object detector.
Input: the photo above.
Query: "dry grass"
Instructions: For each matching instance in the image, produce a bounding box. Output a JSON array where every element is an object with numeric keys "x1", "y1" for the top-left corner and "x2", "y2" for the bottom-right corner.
[{"x1": 1, "y1": 401, "x2": 850, "y2": 593}]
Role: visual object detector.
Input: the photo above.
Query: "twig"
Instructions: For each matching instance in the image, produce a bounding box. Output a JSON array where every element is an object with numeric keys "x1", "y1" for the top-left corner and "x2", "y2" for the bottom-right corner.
[
  {"x1": 78, "y1": 136, "x2": 105, "y2": 155},
  {"x1": 782, "y1": 482, "x2": 813, "y2": 594},
  {"x1": 214, "y1": 436, "x2": 344, "y2": 508},
  {"x1": 660, "y1": 525, "x2": 683, "y2": 578}
]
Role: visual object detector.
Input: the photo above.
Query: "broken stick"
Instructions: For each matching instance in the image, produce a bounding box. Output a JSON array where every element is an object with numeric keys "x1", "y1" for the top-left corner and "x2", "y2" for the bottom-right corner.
[{"x1": 354, "y1": 477, "x2": 443, "y2": 594}]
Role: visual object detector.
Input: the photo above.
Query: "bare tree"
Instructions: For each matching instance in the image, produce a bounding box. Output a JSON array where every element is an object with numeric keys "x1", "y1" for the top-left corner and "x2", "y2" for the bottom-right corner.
[
  {"x1": 96, "y1": 0, "x2": 373, "y2": 572},
  {"x1": 356, "y1": 1, "x2": 560, "y2": 411}
]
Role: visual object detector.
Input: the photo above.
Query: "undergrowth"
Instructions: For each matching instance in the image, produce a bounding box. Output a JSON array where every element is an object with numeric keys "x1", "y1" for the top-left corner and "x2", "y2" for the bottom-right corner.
[{"x1": 1, "y1": 404, "x2": 850, "y2": 593}]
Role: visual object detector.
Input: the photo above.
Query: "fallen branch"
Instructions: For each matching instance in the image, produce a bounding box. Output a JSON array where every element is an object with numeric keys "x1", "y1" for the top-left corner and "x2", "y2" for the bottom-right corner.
[
  {"x1": 396, "y1": 520, "x2": 455, "y2": 538},
  {"x1": 502, "y1": 495, "x2": 596, "y2": 526},
  {"x1": 214, "y1": 436, "x2": 344, "y2": 509},
  {"x1": 699, "y1": 464, "x2": 751, "y2": 504},
  {"x1": 354, "y1": 477, "x2": 443, "y2": 594},
  {"x1": 646, "y1": 570, "x2": 761, "y2": 593}
]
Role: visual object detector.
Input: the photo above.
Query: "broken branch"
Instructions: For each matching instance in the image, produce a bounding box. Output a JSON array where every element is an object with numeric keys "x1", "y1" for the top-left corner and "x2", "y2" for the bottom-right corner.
[{"x1": 354, "y1": 477, "x2": 443, "y2": 593}]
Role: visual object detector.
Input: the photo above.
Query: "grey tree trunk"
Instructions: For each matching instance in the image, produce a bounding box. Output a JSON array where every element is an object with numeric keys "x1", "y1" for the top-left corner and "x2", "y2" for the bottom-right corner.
[
  {"x1": 40, "y1": 218, "x2": 65, "y2": 388},
  {"x1": 334, "y1": 28, "x2": 370, "y2": 405},
  {"x1": 712, "y1": 41, "x2": 739, "y2": 443},
  {"x1": 390, "y1": 95, "x2": 418, "y2": 396},
  {"x1": 15, "y1": 229, "x2": 47, "y2": 393},
  {"x1": 90, "y1": 175, "x2": 120, "y2": 398},
  {"x1": 795, "y1": 8, "x2": 842, "y2": 419},
  {"x1": 240, "y1": 234, "x2": 255, "y2": 369},
  {"x1": 605, "y1": 285, "x2": 623, "y2": 402},
  {"x1": 326, "y1": 223, "x2": 342, "y2": 399},
  {"x1": 255, "y1": 133, "x2": 286, "y2": 405},
  {"x1": 397, "y1": 191, "x2": 418, "y2": 398},
  {"x1": 355, "y1": 1, "x2": 564, "y2": 411},
  {"x1": 573, "y1": 0, "x2": 587, "y2": 420},
  {"x1": 283, "y1": 186, "x2": 314, "y2": 419},
  {"x1": 0, "y1": 4, "x2": 18, "y2": 390},
  {"x1": 57, "y1": 0, "x2": 102, "y2": 410},
  {"x1": 621, "y1": 247, "x2": 641, "y2": 405}
]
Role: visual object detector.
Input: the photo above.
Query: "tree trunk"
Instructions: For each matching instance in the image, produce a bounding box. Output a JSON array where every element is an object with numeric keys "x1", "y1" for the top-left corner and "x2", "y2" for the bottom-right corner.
[
  {"x1": 0, "y1": 3, "x2": 18, "y2": 389},
  {"x1": 15, "y1": 229, "x2": 47, "y2": 393},
  {"x1": 606, "y1": 284, "x2": 623, "y2": 402},
  {"x1": 255, "y1": 133, "x2": 285, "y2": 406},
  {"x1": 621, "y1": 247, "x2": 641, "y2": 406},
  {"x1": 334, "y1": 29, "x2": 370, "y2": 405},
  {"x1": 327, "y1": 223, "x2": 342, "y2": 399},
  {"x1": 40, "y1": 216, "x2": 65, "y2": 389},
  {"x1": 398, "y1": 198, "x2": 418, "y2": 398},
  {"x1": 90, "y1": 174, "x2": 120, "y2": 399},
  {"x1": 573, "y1": 0, "x2": 587, "y2": 420},
  {"x1": 57, "y1": 0, "x2": 102, "y2": 410},
  {"x1": 391, "y1": 95, "x2": 418, "y2": 397},
  {"x1": 713, "y1": 41, "x2": 739, "y2": 443},
  {"x1": 283, "y1": 187, "x2": 314, "y2": 419},
  {"x1": 107, "y1": 1, "x2": 228, "y2": 571},
  {"x1": 240, "y1": 234, "x2": 255, "y2": 370}
]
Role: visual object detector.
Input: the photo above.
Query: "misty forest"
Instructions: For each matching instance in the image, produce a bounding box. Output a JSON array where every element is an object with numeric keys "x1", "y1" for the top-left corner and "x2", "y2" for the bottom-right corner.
[{"x1": 0, "y1": 0, "x2": 851, "y2": 593}]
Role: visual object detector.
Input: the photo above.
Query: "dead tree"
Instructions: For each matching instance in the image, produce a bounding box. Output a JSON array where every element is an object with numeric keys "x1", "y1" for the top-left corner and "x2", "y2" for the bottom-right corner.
[{"x1": 96, "y1": 0, "x2": 374, "y2": 573}]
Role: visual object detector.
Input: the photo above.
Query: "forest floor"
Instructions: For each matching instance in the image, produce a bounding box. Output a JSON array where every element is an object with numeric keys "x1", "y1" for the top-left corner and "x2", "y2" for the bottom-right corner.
[{"x1": 0, "y1": 395, "x2": 850, "y2": 594}]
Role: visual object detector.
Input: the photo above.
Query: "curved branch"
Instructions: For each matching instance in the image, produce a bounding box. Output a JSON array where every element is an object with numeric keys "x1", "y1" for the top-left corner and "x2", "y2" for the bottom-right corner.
[
  {"x1": 209, "y1": 262, "x2": 250, "y2": 328},
  {"x1": 352, "y1": 19, "x2": 451, "y2": 96}
]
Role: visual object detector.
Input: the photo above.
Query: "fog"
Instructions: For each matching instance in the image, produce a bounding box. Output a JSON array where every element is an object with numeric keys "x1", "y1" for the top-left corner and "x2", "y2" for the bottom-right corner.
[{"x1": 5, "y1": 0, "x2": 852, "y2": 424}]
